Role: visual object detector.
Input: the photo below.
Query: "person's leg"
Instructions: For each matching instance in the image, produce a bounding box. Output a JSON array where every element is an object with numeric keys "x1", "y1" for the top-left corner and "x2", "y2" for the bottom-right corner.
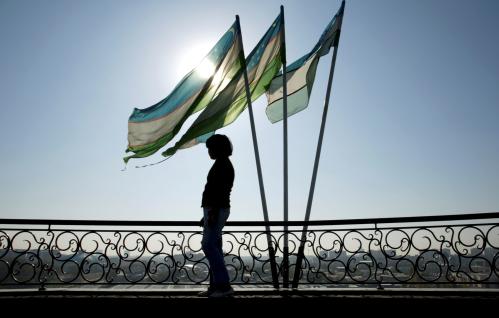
[
  {"x1": 215, "y1": 208, "x2": 230, "y2": 290},
  {"x1": 208, "y1": 208, "x2": 234, "y2": 297},
  {"x1": 201, "y1": 208, "x2": 216, "y2": 295},
  {"x1": 209, "y1": 268, "x2": 214, "y2": 287},
  {"x1": 201, "y1": 208, "x2": 231, "y2": 291}
]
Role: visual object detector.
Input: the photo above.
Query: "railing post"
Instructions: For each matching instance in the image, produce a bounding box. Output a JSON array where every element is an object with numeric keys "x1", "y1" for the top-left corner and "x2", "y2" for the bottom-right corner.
[
  {"x1": 374, "y1": 222, "x2": 384, "y2": 290},
  {"x1": 283, "y1": 229, "x2": 289, "y2": 288},
  {"x1": 38, "y1": 223, "x2": 52, "y2": 292}
]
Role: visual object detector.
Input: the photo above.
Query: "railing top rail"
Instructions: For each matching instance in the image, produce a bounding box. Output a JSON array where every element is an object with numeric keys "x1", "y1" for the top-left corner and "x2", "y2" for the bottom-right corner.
[{"x1": 0, "y1": 211, "x2": 498, "y2": 227}]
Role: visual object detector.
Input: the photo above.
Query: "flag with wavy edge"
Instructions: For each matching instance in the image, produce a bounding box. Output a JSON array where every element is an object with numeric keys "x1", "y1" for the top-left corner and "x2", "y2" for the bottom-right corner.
[
  {"x1": 163, "y1": 13, "x2": 284, "y2": 156},
  {"x1": 265, "y1": 2, "x2": 344, "y2": 123},
  {"x1": 124, "y1": 21, "x2": 244, "y2": 163}
]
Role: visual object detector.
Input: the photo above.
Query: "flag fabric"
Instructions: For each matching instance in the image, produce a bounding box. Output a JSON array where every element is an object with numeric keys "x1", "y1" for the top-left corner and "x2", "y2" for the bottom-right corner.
[
  {"x1": 265, "y1": 2, "x2": 344, "y2": 123},
  {"x1": 124, "y1": 21, "x2": 244, "y2": 163},
  {"x1": 163, "y1": 13, "x2": 284, "y2": 156}
]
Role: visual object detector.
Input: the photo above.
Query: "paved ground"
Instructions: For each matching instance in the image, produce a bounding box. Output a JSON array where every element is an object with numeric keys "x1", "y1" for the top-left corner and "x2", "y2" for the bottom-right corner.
[{"x1": 1, "y1": 288, "x2": 498, "y2": 312}]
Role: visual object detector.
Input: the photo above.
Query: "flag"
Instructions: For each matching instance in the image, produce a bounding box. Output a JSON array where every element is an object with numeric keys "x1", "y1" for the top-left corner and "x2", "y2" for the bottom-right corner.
[
  {"x1": 265, "y1": 1, "x2": 344, "y2": 123},
  {"x1": 124, "y1": 21, "x2": 244, "y2": 163},
  {"x1": 163, "y1": 13, "x2": 284, "y2": 156}
]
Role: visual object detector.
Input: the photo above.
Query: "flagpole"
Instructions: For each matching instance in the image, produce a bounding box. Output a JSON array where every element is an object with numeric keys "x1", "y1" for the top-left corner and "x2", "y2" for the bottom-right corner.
[
  {"x1": 291, "y1": 1, "x2": 345, "y2": 289},
  {"x1": 280, "y1": 5, "x2": 290, "y2": 289},
  {"x1": 236, "y1": 15, "x2": 280, "y2": 290}
]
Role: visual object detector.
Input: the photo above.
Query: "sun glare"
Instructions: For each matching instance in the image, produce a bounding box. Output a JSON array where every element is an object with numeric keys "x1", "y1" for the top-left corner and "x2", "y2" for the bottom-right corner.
[
  {"x1": 177, "y1": 42, "x2": 216, "y2": 79},
  {"x1": 196, "y1": 59, "x2": 215, "y2": 79}
]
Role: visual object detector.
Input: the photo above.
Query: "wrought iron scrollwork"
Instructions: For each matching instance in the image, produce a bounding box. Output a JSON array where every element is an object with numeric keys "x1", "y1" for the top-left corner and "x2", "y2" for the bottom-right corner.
[{"x1": 0, "y1": 214, "x2": 498, "y2": 288}]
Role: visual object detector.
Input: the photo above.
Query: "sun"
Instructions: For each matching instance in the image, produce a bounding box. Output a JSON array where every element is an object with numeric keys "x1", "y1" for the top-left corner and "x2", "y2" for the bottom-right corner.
[
  {"x1": 176, "y1": 42, "x2": 217, "y2": 80},
  {"x1": 196, "y1": 58, "x2": 216, "y2": 79}
]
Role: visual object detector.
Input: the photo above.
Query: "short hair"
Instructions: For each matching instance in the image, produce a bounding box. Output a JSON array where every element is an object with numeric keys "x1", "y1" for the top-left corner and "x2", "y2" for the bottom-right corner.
[{"x1": 206, "y1": 134, "x2": 233, "y2": 158}]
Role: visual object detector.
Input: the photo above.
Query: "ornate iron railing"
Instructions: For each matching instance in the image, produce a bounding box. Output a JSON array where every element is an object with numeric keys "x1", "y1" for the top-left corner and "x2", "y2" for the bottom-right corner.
[{"x1": 0, "y1": 212, "x2": 498, "y2": 289}]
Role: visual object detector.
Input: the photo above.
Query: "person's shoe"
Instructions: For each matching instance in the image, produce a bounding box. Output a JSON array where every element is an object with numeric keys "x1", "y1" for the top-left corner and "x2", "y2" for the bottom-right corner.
[
  {"x1": 198, "y1": 287, "x2": 215, "y2": 297},
  {"x1": 208, "y1": 286, "x2": 234, "y2": 298}
]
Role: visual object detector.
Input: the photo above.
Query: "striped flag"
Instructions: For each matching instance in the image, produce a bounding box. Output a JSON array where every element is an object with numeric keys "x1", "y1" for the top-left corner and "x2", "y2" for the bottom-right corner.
[
  {"x1": 124, "y1": 21, "x2": 244, "y2": 163},
  {"x1": 265, "y1": 2, "x2": 344, "y2": 123},
  {"x1": 163, "y1": 13, "x2": 284, "y2": 156}
]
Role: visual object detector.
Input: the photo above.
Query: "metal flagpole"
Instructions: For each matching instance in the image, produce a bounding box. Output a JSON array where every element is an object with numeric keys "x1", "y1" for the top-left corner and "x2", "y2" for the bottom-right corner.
[
  {"x1": 236, "y1": 15, "x2": 280, "y2": 289},
  {"x1": 280, "y1": 5, "x2": 290, "y2": 289},
  {"x1": 291, "y1": 1, "x2": 345, "y2": 289}
]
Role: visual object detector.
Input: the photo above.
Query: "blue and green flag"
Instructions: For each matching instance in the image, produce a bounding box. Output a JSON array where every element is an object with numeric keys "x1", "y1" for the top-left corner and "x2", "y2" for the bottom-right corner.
[
  {"x1": 265, "y1": 2, "x2": 344, "y2": 123},
  {"x1": 163, "y1": 13, "x2": 284, "y2": 156},
  {"x1": 124, "y1": 21, "x2": 244, "y2": 163}
]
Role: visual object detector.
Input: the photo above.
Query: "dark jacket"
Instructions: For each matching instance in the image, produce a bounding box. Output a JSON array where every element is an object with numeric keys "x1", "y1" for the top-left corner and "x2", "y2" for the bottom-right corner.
[{"x1": 201, "y1": 157, "x2": 234, "y2": 208}]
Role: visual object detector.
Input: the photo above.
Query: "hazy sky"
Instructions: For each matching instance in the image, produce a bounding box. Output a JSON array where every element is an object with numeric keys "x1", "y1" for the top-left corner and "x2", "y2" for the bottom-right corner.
[{"x1": 1, "y1": 0, "x2": 498, "y2": 222}]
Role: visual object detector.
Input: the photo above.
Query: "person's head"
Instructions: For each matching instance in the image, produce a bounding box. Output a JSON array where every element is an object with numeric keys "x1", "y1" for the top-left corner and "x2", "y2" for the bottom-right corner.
[{"x1": 206, "y1": 134, "x2": 232, "y2": 159}]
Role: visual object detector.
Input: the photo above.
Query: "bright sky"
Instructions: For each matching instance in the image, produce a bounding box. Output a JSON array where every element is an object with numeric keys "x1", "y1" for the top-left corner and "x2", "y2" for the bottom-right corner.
[{"x1": 1, "y1": 0, "x2": 498, "y2": 222}]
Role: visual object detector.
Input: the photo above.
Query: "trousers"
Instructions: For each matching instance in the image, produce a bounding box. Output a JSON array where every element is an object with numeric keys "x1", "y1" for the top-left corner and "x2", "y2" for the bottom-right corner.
[{"x1": 201, "y1": 207, "x2": 230, "y2": 288}]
